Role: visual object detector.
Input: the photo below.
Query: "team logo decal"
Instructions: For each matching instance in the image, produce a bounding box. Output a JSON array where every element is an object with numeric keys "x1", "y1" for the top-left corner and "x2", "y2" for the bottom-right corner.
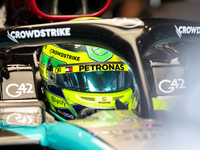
[
  {"x1": 175, "y1": 25, "x2": 200, "y2": 38},
  {"x1": 6, "y1": 113, "x2": 33, "y2": 125},
  {"x1": 7, "y1": 27, "x2": 71, "y2": 43},
  {"x1": 6, "y1": 83, "x2": 34, "y2": 97},
  {"x1": 158, "y1": 78, "x2": 186, "y2": 93}
]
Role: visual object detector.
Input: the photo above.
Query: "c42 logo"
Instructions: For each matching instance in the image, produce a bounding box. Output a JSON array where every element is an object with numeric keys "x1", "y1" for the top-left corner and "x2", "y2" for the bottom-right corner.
[
  {"x1": 6, "y1": 113, "x2": 33, "y2": 125},
  {"x1": 6, "y1": 83, "x2": 34, "y2": 97},
  {"x1": 158, "y1": 79, "x2": 186, "y2": 93}
]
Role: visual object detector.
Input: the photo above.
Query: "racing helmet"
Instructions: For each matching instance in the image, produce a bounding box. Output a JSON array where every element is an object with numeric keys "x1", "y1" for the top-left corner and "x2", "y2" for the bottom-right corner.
[{"x1": 39, "y1": 43, "x2": 138, "y2": 120}]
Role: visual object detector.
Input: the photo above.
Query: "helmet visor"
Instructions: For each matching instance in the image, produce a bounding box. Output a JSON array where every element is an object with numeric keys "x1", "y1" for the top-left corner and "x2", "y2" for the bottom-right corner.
[{"x1": 55, "y1": 70, "x2": 133, "y2": 93}]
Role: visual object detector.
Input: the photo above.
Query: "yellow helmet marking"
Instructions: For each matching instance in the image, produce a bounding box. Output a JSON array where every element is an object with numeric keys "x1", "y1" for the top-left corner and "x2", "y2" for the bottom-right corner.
[{"x1": 53, "y1": 63, "x2": 129, "y2": 74}]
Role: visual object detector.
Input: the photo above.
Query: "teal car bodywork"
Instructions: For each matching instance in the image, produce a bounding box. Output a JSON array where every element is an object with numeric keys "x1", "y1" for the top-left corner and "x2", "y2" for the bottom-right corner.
[{"x1": 1, "y1": 120, "x2": 113, "y2": 150}]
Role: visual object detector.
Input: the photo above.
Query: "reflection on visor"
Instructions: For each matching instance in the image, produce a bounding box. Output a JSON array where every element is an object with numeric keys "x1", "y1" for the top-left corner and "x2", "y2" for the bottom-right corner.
[{"x1": 54, "y1": 71, "x2": 133, "y2": 93}]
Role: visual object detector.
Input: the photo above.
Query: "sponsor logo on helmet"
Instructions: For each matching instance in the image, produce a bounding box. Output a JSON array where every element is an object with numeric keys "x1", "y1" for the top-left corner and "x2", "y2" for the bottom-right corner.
[
  {"x1": 175, "y1": 25, "x2": 200, "y2": 38},
  {"x1": 80, "y1": 96, "x2": 95, "y2": 101},
  {"x1": 53, "y1": 63, "x2": 129, "y2": 74},
  {"x1": 102, "y1": 97, "x2": 107, "y2": 102},
  {"x1": 51, "y1": 49, "x2": 80, "y2": 61},
  {"x1": 53, "y1": 66, "x2": 73, "y2": 74},
  {"x1": 79, "y1": 64, "x2": 125, "y2": 72},
  {"x1": 58, "y1": 110, "x2": 74, "y2": 119},
  {"x1": 97, "y1": 96, "x2": 112, "y2": 104},
  {"x1": 7, "y1": 28, "x2": 71, "y2": 43},
  {"x1": 51, "y1": 96, "x2": 67, "y2": 107}
]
